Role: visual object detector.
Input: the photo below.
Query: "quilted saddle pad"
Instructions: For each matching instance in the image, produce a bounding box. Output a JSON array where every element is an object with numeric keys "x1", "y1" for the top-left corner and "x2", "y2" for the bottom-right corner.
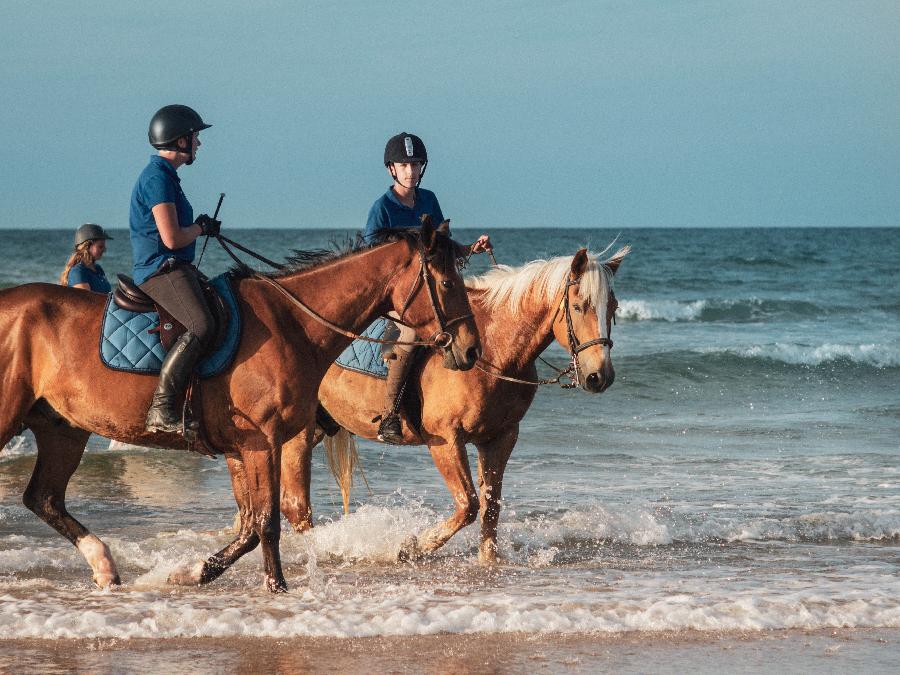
[
  {"x1": 99, "y1": 274, "x2": 241, "y2": 378},
  {"x1": 334, "y1": 317, "x2": 389, "y2": 379}
]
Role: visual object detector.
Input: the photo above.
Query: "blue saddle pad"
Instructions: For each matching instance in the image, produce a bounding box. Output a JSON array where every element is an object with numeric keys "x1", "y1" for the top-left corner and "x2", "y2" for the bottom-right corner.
[
  {"x1": 99, "y1": 274, "x2": 241, "y2": 378},
  {"x1": 334, "y1": 317, "x2": 389, "y2": 379}
]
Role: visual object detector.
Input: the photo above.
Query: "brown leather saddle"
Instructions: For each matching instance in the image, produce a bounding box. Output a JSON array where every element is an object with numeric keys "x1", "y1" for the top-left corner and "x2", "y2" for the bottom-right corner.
[
  {"x1": 113, "y1": 273, "x2": 230, "y2": 457},
  {"x1": 113, "y1": 274, "x2": 229, "y2": 354}
]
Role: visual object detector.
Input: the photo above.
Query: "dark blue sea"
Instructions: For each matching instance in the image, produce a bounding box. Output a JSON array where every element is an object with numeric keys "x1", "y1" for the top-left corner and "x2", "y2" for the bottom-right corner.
[{"x1": 1, "y1": 227, "x2": 898, "y2": 642}]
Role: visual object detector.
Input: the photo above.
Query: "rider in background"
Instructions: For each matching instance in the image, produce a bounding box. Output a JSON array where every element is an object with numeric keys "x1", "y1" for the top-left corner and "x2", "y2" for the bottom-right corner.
[
  {"x1": 364, "y1": 131, "x2": 491, "y2": 443},
  {"x1": 129, "y1": 104, "x2": 221, "y2": 438},
  {"x1": 60, "y1": 223, "x2": 113, "y2": 292}
]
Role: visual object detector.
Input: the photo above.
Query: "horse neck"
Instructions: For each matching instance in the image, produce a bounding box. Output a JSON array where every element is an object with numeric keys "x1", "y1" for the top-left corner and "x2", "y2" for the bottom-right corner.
[
  {"x1": 473, "y1": 287, "x2": 557, "y2": 373},
  {"x1": 266, "y1": 243, "x2": 407, "y2": 357}
]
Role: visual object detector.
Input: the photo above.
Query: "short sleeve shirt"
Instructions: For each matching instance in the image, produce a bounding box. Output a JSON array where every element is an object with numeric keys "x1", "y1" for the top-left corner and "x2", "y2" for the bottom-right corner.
[
  {"x1": 363, "y1": 187, "x2": 445, "y2": 243},
  {"x1": 67, "y1": 262, "x2": 111, "y2": 293},
  {"x1": 129, "y1": 155, "x2": 195, "y2": 284}
]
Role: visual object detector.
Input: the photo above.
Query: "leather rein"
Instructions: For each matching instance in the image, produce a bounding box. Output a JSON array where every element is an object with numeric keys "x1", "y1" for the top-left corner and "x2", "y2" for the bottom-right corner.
[{"x1": 211, "y1": 233, "x2": 470, "y2": 352}]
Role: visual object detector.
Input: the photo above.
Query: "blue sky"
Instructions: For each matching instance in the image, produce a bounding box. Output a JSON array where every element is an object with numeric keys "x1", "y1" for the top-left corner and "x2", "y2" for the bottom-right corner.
[{"x1": 1, "y1": 1, "x2": 897, "y2": 229}]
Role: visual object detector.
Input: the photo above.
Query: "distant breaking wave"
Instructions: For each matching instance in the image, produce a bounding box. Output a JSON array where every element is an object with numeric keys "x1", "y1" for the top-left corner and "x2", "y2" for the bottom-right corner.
[
  {"x1": 618, "y1": 297, "x2": 825, "y2": 323},
  {"x1": 699, "y1": 342, "x2": 900, "y2": 369}
]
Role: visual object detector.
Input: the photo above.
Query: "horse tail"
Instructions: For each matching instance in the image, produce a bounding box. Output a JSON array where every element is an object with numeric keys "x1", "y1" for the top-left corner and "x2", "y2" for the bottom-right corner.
[{"x1": 324, "y1": 428, "x2": 370, "y2": 515}]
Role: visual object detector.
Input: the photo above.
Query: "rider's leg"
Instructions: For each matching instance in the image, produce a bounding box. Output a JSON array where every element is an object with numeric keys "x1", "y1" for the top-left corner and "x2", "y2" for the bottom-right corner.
[
  {"x1": 140, "y1": 265, "x2": 214, "y2": 435},
  {"x1": 377, "y1": 321, "x2": 416, "y2": 444}
]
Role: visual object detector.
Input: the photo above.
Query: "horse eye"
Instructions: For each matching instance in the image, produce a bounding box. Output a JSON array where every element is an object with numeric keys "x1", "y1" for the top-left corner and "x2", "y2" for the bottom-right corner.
[
  {"x1": 573, "y1": 303, "x2": 582, "y2": 313},
  {"x1": 441, "y1": 280, "x2": 454, "y2": 289}
]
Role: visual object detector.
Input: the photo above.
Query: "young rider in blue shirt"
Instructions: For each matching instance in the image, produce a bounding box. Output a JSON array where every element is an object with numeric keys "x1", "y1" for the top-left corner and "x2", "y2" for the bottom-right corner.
[
  {"x1": 60, "y1": 223, "x2": 113, "y2": 292},
  {"x1": 129, "y1": 104, "x2": 221, "y2": 438},
  {"x1": 365, "y1": 132, "x2": 491, "y2": 443}
]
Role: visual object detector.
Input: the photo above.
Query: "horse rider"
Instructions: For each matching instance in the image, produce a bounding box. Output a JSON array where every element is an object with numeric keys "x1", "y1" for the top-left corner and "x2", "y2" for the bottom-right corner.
[
  {"x1": 129, "y1": 104, "x2": 221, "y2": 437},
  {"x1": 60, "y1": 223, "x2": 113, "y2": 292},
  {"x1": 363, "y1": 131, "x2": 492, "y2": 444}
]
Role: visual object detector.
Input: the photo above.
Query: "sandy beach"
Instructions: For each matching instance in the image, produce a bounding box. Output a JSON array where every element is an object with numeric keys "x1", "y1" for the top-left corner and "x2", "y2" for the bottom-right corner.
[{"x1": 3, "y1": 628, "x2": 898, "y2": 674}]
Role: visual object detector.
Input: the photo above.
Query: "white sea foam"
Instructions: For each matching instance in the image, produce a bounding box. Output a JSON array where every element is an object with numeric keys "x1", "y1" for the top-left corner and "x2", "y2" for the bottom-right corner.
[
  {"x1": 0, "y1": 433, "x2": 36, "y2": 461},
  {"x1": 704, "y1": 342, "x2": 900, "y2": 368},
  {"x1": 618, "y1": 298, "x2": 707, "y2": 322}
]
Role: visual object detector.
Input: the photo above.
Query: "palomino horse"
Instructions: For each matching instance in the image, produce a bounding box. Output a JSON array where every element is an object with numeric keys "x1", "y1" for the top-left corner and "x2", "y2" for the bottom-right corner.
[
  {"x1": 0, "y1": 221, "x2": 480, "y2": 591},
  {"x1": 279, "y1": 245, "x2": 629, "y2": 562}
]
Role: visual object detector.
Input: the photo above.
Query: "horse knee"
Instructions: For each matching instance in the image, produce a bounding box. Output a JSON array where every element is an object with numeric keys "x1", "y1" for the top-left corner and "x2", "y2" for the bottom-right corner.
[{"x1": 461, "y1": 496, "x2": 480, "y2": 526}]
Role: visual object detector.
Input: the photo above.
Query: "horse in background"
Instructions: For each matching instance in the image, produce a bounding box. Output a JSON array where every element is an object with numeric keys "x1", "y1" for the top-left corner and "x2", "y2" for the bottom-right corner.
[
  {"x1": 0, "y1": 221, "x2": 479, "y2": 591},
  {"x1": 280, "y1": 245, "x2": 629, "y2": 562}
]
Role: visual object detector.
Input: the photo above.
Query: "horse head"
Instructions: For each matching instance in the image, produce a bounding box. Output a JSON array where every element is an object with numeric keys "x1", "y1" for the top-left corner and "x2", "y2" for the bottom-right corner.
[
  {"x1": 389, "y1": 216, "x2": 481, "y2": 371},
  {"x1": 553, "y1": 247, "x2": 629, "y2": 393}
]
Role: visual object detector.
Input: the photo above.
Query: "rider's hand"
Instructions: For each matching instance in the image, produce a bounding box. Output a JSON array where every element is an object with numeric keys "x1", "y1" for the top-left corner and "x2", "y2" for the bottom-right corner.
[
  {"x1": 470, "y1": 234, "x2": 492, "y2": 254},
  {"x1": 195, "y1": 214, "x2": 221, "y2": 237}
]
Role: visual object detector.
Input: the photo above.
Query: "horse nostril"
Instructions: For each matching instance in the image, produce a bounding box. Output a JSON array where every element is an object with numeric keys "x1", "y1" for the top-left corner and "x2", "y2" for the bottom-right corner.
[
  {"x1": 465, "y1": 346, "x2": 480, "y2": 364},
  {"x1": 586, "y1": 372, "x2": 601, "y2": 390}
]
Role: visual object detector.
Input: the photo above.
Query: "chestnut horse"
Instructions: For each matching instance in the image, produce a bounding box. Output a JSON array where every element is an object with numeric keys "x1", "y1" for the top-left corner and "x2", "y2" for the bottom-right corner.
[
  {"x1": 0, "y1": 221, "x2": 479, "y2": 591},
  {"x1": 279, "y1": 245, "x2": 629, "y2": 562}
]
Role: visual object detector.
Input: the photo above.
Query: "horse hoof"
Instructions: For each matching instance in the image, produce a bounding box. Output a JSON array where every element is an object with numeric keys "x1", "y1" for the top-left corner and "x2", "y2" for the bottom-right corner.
[
  {"x1": 397, "y1": 535, "x2": 422, "y2": 562},
  {"x1": 92, "y1": 573, "x2": 121, "y2": 589},
  {"x1": 266, "y1": 576, "x2": 288, "y2": 593},
  {"x1": 167, "y1": 561, "x2": 205, "y2": 586}
]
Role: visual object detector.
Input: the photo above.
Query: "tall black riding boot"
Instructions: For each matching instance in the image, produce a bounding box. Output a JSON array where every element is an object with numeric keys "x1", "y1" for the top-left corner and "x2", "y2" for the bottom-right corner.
[
  {"x1": 377, "y1": 348, "x2": 414, "y2": 444},
  {"x1": 145, "y1": 332, "x2": 204, "y2": 436}
]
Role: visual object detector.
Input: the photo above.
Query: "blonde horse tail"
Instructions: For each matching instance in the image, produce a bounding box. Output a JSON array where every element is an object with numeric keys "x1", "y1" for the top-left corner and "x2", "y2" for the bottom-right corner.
[{"x1": 324, "y1": 428, "x2": 370, "y2": 515}]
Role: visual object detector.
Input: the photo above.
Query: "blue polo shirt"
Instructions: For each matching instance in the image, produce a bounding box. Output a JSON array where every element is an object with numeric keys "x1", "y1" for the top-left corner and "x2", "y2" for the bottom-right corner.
[
  {"x1": 67, "y1": 262, "x2": 111, "y2": 293},
  {"x1": 129, "y1": 155, "x2": 195, "y2": 284},
  {"x1": 363, "y1": 187, "x2": 445, "y2": 243}
]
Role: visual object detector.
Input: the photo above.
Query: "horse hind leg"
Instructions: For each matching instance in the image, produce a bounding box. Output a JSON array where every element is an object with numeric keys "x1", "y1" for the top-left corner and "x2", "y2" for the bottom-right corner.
[{"x1": 23, "y1": 406, "x2": 121, "y2": 588}]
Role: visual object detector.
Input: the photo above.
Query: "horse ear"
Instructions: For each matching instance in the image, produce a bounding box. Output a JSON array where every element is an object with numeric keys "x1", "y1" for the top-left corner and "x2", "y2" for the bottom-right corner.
[
  {"x1": 570, "y1": 248, "x2": 589, "y2": 280},
  {"x1": 437, "y1": 219, "x2": 451, "y2": 234},
  {"x1": 420, "y1": 214, "x2": 436, "y2": 251},
  {"x1": 604, "y1": 245, "x2": 631, "y2": 275}
]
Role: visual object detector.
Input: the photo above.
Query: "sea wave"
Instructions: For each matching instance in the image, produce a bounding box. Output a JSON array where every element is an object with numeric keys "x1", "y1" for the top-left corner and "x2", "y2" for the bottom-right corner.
[
  {"x1": 617, "y1": 297, "x2": 824, "y2": 323},
  {"x1": 699, "y1": 342, "x2": 900, "y2": 369}
]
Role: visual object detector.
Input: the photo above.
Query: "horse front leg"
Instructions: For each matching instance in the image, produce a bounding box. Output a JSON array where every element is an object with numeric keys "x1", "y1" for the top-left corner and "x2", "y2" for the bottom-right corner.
[
  {"x1": 23, "y1": 416, "x2": 120, "y2": 588},
  {"x1": 243, "y1": 444, "x2": 287, "y2": 592},
  {"x1": 399, "y1": 438, "x2": 478, "y2": 561},
  {"x1": 280, "y1": 427, "x2": 321, "y2": 533},
  {"x1": 475, "y1": 425, "x2": 518, "y2": 564},
  {"x1": 168, "y1": 452, "x2": 261, "y2": 587}
]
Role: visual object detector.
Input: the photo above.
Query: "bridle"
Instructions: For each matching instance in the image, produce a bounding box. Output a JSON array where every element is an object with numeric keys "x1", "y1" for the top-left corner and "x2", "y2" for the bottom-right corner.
[
  {"x1": 474, "y1": 273, "x2": 616, "y2": 388},
  {"x1": 561, "y1": 277, "x2": 614, "y2": 386},
  {"x1": 394, "y1": 244, "x2": 474, "y2": 350},
  {"x1": 211, "y1": 233, "x2": 470, "y2": 353}
]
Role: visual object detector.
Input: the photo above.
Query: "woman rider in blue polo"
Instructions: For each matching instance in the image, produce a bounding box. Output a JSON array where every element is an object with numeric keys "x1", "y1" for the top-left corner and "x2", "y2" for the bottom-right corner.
[
  {"x1": 129, "y1": 104, "x2": 221, "y2": 437},
  {"x1": 60, "y1": 223, "x2": 113, "y2": 292},
  {"x1": 364, "y1": 132, "x2": 491, "y2": 443}
]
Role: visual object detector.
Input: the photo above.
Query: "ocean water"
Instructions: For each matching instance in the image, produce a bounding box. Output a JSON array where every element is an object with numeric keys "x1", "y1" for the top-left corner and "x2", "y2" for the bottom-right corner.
[{"x1": 1, "y1": 227, "x2": 898, "y2": 640}]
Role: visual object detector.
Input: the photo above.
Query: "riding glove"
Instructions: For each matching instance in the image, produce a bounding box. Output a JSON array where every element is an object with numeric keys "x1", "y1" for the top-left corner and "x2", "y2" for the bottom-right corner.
[{"x1": 195, "y1": 214, "x2": 221, "y2": 237}]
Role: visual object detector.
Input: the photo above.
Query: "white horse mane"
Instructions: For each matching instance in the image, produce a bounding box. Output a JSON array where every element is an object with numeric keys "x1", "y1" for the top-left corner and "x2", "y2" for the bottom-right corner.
[{"x1": 466, "y1": 244, "x2": 631, "y2": 316}]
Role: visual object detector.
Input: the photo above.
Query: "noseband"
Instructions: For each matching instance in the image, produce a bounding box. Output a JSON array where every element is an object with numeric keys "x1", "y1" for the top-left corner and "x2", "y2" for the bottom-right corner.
[
  {"x1": 562, "y1": 278, "x2": 614, "y2": 383},
  {"x1": 398, "y1": 243, "x2": 473, "y2": 352}
]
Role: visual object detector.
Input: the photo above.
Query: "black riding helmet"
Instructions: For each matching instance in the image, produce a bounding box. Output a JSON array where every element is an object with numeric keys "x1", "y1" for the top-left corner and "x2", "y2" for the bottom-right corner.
[
  {"x1": 148, "y1": 105, "x2": 211, "y2": 164},
  {"x1": 384, "y1": 132, "x2": 428, "y2": 187},
  {"x1": 384, "y1": 132, "x2": 427, "y2": 165}
]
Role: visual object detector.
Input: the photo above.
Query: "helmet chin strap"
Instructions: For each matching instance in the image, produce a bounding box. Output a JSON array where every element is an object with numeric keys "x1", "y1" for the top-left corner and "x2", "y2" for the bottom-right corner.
[
  {"x1": 174, "y1": 135, "x2": 195, "y2": 165},
  {"x1": 389, "y1": 161, "x2": 427, "y2": 189}
]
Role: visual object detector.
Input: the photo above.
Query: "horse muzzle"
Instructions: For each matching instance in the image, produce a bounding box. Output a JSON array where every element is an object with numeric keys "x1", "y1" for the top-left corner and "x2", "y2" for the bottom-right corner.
[
  {"x1": 583, "y1": 366, "x2": 615, "y2": 393},
  {"x1": 442, "y1": 339, "x2": 480, "y2": 371}
]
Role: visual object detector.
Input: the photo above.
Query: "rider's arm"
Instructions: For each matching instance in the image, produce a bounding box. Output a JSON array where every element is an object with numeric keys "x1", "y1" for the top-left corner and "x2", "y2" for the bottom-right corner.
[{"x1": 152, "y1": 202, "x2": 202, "y2": 249}]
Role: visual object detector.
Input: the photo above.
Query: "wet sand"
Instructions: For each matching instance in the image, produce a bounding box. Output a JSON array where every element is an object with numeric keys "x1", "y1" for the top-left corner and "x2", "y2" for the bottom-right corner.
[{"x1": 2, "y1": 628, "x2": 897, "y2": 674}]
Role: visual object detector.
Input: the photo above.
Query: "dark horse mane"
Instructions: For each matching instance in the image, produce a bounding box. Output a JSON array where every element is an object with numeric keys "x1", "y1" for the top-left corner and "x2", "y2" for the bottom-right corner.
[{"x1": 227, "y1": 228, "x2": 428, "y2": 281}]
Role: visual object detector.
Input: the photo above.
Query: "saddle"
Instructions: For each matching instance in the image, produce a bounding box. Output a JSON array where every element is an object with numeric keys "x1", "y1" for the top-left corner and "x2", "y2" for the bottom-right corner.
[
  {"x1": 114, "y1": 274, "x2": 229, "y2": 354},
  {"x1": 112, "y1": 273, "x2": 231, "y2": 457}
]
